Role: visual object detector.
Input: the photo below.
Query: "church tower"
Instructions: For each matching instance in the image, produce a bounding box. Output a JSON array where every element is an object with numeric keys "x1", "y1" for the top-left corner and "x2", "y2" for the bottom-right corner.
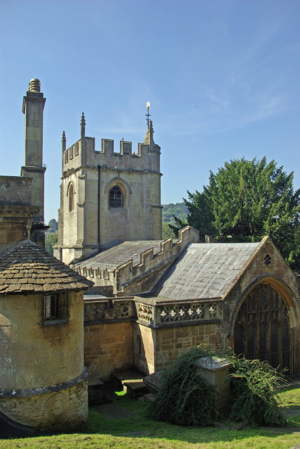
[
  {"x1": 21, "y1": 79, "x2": 46, "y2": 248},
  {"x1": 54, "y1": 110, "x2": 162, "y2": 265}
]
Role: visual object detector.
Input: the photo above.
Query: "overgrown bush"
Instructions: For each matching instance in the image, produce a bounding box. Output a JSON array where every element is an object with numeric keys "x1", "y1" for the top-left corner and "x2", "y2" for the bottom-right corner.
[
  {"x1": 147, "y1": 347, "x2": 288, "y2": 427},
  {"x1": 147, "y1": 347, "x2": 217, "y2": 426},
  {"x1": 229, "y1": 357, "x2": 287, "y2": 426}
]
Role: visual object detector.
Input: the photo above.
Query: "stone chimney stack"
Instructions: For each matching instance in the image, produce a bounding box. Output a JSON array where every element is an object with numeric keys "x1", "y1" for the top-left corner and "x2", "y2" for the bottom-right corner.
[{"x1": 21, "y1": 79, "x2": 47, "y2": 248}]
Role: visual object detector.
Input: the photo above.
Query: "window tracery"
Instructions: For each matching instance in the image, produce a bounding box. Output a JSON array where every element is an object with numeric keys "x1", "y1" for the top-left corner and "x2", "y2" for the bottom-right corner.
[{"x1": 109, "y1": 185, "x2": 123, "y2": 208}]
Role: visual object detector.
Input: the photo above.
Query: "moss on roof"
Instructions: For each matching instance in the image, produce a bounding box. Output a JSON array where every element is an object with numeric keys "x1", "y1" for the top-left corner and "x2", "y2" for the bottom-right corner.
[{"x1": 0, "y1": 240, "x2": 93, "y2": 294}]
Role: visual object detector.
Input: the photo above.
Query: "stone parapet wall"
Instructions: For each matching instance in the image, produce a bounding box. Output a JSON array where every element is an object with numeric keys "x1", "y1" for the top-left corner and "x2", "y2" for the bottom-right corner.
[
  {"x1": 0, "y1": 205, "x2": 39, "y2": 252},
  {"x1": 136, "y1": 298, "x2": 223, "y2": 328},
  {"x1": 83, "y1": 294, "x2": 222, "y2": 379},
  {"x1": 77, "y1": 226, "x2": 200, "y2": 294},
  {"x1": 0, "y1": 176, "x2": 32, "y2": 205},
  {"x1": 84, "y1": 297, "x2": 136, "y2": 323},
  {"x1": 63, "y1": 136, "x2": 161, "y2": 174}
]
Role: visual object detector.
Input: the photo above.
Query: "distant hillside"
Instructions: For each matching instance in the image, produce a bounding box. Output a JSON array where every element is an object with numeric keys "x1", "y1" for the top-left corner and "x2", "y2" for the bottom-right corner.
[{"x1": 162, "y1": 202, "x2": 188, "y2": 224}]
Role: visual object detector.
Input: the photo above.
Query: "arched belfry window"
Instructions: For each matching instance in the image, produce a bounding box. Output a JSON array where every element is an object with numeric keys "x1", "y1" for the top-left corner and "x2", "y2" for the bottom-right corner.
[
  {"x1": 69, "y1": 184, "x2": 74, "y2": 212},
  {"x1": 109, "y1": 185, "x2": 123, "y2": 208}
]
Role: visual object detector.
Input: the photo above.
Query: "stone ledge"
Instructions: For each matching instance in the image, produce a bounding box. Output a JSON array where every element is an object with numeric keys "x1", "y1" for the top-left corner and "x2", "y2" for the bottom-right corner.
[
  {"x1": 136, "y1": 318, "x2": 221, "y2": 329},
  {"x1": 0, "y1": 367, "x2": 89, "y2": 399}
]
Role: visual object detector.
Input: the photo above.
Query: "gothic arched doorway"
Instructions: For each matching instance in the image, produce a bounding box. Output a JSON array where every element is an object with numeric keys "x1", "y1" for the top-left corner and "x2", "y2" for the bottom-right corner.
[{"x1": 234, "y1": 282, "x2": 292, "y2": 373}]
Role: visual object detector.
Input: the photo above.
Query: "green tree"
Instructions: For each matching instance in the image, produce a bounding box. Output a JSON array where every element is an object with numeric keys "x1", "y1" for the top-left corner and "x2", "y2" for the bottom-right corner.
[
  {"x1": 48, "y1": 218, "x2": 58, "y2": 233},
  {"x1": 45, "y1": 233, "x2": 58, "y2": 255},
  {"x1": 181, "y1": 157, "x2": 300, "y2": 271},
  {"x1": 162, "y1": 222, "x2": 177, "y2": 240},
  {"x1": 162, "y1": 202, "x2": 188, "y2": 224}
]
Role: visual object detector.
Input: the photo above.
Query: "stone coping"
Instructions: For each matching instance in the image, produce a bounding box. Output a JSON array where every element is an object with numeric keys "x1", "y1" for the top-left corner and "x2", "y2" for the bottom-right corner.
[
  {"x1": 83, "y1": 296, "x2": 223, "y2": 305},
  {"x1": 0, "y1": 368, "x2": 89, "y2": 399},
  {"x1": 194, "y1": 356, "x2": 231, "y2": 370},
  {"x1": 83, "y1": 296, "x2": 223, "y2": 328}
]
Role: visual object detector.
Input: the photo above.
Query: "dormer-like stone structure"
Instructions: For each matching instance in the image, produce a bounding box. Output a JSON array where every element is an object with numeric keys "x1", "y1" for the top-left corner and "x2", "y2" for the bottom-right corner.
[{"x1": 54, "y1": 114, "x2": 162, "y2": 264}]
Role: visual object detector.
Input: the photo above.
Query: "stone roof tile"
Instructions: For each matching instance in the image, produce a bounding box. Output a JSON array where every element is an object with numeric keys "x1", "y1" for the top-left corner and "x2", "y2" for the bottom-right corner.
[
  {"x1": 77, "y1": 240, "x2": 164, "y2": 270},
  {"x1": 0, "y1": 240, "x2": 93, "y2": 294},
  {"x1": 157, "y1": 241, "x2": 262, "y2": 300}
]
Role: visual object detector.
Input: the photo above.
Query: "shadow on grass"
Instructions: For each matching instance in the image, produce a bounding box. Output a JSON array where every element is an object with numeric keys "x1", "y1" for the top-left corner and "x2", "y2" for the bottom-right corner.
[{"x1": 87, "y1": 392, "x2": 300, "y2": 447}]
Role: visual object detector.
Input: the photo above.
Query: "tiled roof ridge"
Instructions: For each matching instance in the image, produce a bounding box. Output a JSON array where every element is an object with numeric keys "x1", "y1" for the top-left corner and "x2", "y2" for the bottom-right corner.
[{"x1": 189, "y1": 241, "x2": 261, "y2": 248}]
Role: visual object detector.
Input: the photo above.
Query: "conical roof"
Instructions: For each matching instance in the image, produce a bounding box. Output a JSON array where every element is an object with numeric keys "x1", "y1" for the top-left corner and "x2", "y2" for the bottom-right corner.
[{"x1": 0, "y1": 240, "x2": 93, "y2": 294}]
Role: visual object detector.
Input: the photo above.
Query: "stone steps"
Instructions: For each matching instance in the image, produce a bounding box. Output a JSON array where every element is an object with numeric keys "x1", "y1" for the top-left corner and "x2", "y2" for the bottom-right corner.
[{"x1": 112, "y1": 369, "x2": 149, "y2": 399}]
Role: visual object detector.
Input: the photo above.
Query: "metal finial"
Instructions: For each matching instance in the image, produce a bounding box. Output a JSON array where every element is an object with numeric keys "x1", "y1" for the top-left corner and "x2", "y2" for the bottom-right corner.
[{"x1": 146, "y1": 101, "x2": 151, "y2": 126}]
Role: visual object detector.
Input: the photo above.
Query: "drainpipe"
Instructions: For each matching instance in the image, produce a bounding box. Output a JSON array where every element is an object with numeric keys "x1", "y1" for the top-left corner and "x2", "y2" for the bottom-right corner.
[{"x1": 97, "y1": 165, "x2": 101, "y2": 250}]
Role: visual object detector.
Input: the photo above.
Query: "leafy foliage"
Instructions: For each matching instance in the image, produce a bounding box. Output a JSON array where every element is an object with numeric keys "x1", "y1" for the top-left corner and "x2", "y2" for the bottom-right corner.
[
  {"x1": 48, "y1": 218, "x2": 58, "y2": 232},
  {"x1": 148, "y1": 347, "x2": 288, "y2": 427},
  {"x1": 147, "y1": 347, "x2": 217, "y2": 426},
  {"x1": 45, "y1": 233, "x2": 58, "y2": 255},
  {"x1": 229, "y1": 357, "x2": 287, "y2": 426},
  {"x1": 162, "y1": 203, "x2": 188, "y2": 224},
  {"x1": 162, "y1": 222, "x2": 177, "y2": 240},
  {"x1": 168, "y1": 215, "x2": 188, "y2": 238},
  {"x1": 180, "y1": 157, "x2": 300, "y2": 270}
]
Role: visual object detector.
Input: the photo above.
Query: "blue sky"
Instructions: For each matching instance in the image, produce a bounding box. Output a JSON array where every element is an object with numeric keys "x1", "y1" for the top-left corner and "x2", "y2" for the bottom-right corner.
[{"x1": 1, "y1": 0, "x2": 299, "y2": 223}]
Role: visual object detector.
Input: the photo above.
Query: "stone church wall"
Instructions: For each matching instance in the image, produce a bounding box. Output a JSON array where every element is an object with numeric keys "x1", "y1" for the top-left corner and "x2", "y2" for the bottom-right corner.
[
  {"x1": 84, "y1": 297, "x2": 135, "y2": 380},
  {"x1": 84, "y1": 322, "x2": 134, "y2": 380},
  {"x1": 77, "y1": 226, "x2": 200, "y2": 295},
  {"x1": 220, "y1": 238, "x2": 300, "y2": 348},
  {"x1": 83, "y1": 296, "x2": 223, "y2": 379},
  {"x1": 55, "y1": 122, "x2": 162, "y2": 264},
  {"x1": 154, "y1": 322, "x2": 222, "y2": 372}
]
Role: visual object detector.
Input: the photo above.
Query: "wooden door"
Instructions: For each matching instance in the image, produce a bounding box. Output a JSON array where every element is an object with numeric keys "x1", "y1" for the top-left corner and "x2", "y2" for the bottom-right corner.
[{"x1": 234, "y1": 283, "x2": 291, "y2": 372}]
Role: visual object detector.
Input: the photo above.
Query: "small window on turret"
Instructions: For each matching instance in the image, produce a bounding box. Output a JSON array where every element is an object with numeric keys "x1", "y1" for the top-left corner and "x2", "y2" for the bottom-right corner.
[
  {"x1": 44, "y1": 294, "x2": 58, "y2": 319},
  {"x1": 109, "y1": 186, "x2": 123, "y2": 208},
  {"x1": 43, "y1": 294, "x2": 68, "y2": 324}
]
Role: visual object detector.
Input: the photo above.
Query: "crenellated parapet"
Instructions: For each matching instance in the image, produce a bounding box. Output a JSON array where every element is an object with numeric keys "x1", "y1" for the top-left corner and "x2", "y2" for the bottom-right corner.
[
  {"x1": 75, "y1": 226, "x2": 200, "y2": 295},
  {"x1": 56, "y1": 110, "x2": 163, "y2": 262},
  {"x1": 61, "y1": 116, "x2": 161, "y2": 176}
]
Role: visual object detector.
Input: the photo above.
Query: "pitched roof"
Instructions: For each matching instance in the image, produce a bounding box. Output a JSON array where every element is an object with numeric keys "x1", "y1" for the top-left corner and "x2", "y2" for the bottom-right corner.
[
  {"x1": 0, "y1": 240, "x2": 93, "y2": 294},
  {"x1": 77, "y1": 240, "x2": 164, "y2": 270},
  {"x1": 157, "y1": 241, "x2": 262, "y2": 300}
]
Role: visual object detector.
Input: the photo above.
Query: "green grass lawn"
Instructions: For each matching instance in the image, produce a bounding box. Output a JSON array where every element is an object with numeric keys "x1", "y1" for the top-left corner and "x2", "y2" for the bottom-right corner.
[{"x1": 1, "y1": 387, "x2": 300, "y2": 449}]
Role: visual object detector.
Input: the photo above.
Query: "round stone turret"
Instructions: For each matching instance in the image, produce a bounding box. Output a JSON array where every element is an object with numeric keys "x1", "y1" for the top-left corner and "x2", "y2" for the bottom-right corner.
[{"x1": 29, "y1": 78, "x2": 41, "y2": 92}]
